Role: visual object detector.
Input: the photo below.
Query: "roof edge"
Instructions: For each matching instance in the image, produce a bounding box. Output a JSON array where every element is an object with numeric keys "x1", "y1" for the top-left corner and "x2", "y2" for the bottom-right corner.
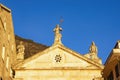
[
  {"x1": 0, "y1": 4, "x2": 11, "y2": 12},
  {"x1": 13, "y1": 44, "x2": 104, "y2": 69}
]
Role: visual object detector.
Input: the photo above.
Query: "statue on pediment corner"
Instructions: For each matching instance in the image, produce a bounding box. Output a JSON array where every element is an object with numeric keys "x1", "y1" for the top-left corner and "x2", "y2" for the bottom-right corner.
[{"x1": 17, "y1": 41, "x2": 25, "y2": 61}]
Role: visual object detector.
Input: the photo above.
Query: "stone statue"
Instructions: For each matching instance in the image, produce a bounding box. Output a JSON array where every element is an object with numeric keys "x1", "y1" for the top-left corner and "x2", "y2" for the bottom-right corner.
[
  {"x1": 17, "y1": 41, "x2": 25, "y2": 60},
  {"x1": 89, "y1": 42, "x2": 98, "y2": 54},
  {"x1": 53, "y1": 24, "x2": 62, "y2": 45},
  {"x1": 117, "y1": 40, "x2": 120, "y2": 48},
  {"x1": 88, "y1": 42, "x2": 102, "y2": 64}
]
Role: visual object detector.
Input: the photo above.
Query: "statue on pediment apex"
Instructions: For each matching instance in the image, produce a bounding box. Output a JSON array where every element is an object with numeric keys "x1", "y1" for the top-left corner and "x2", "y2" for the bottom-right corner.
[{"x1": 53, "y1": 24, "x2": 62, "y2": 45}]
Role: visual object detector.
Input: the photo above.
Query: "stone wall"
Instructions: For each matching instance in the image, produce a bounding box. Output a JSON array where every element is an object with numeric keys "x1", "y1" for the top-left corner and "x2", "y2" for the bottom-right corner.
[{"x1": 0, "y1": 4, "x2": 16, "y2": 80}]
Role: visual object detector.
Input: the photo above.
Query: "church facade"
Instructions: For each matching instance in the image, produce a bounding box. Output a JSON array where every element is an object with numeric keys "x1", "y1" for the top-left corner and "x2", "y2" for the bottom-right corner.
[
  {"x1": 13, "y1": 25, "x2": 104, "y2": 80},
  {"x1": 2, "y1": 4, "x2": 120, "y2": 80}
]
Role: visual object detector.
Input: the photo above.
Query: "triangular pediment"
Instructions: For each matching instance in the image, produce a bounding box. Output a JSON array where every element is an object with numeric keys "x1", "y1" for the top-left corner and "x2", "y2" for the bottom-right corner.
[{"x1": 14, "y1": 44, "x2": 104, "y2": 70}]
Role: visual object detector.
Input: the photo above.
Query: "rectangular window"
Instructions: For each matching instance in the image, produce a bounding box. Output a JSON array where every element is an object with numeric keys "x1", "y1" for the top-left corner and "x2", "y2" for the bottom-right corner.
[
  {"x1": 2, "y1": 46, "x2": 5, "y2": 60},
  {"x1": 115, "y1": 64, "x2": 119, "y2": 78},
  {"x1": 11, "y1": 45, "x2": 14, "y2": 51},
  {"x1": 10, "y1": 68, "x2": 13, "y2": 77},
  {"x1": 8, "y1": 34, "x2": 10, "y2": 41},
  {"x1": 107, "y1": 71, "x2": 114, "y2": 80},
  {"x1": 3, "y1": 22, "x2": 6, "y2": 31},
  {"x1": 6, "y1": 56, "x2": 9, "y2": 69}
]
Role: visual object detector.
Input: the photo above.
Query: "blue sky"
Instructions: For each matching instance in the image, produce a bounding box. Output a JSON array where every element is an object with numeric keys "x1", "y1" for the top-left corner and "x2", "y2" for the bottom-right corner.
[{"x1": 1, "y1": 0, "x2": 120, "y2": 64}]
